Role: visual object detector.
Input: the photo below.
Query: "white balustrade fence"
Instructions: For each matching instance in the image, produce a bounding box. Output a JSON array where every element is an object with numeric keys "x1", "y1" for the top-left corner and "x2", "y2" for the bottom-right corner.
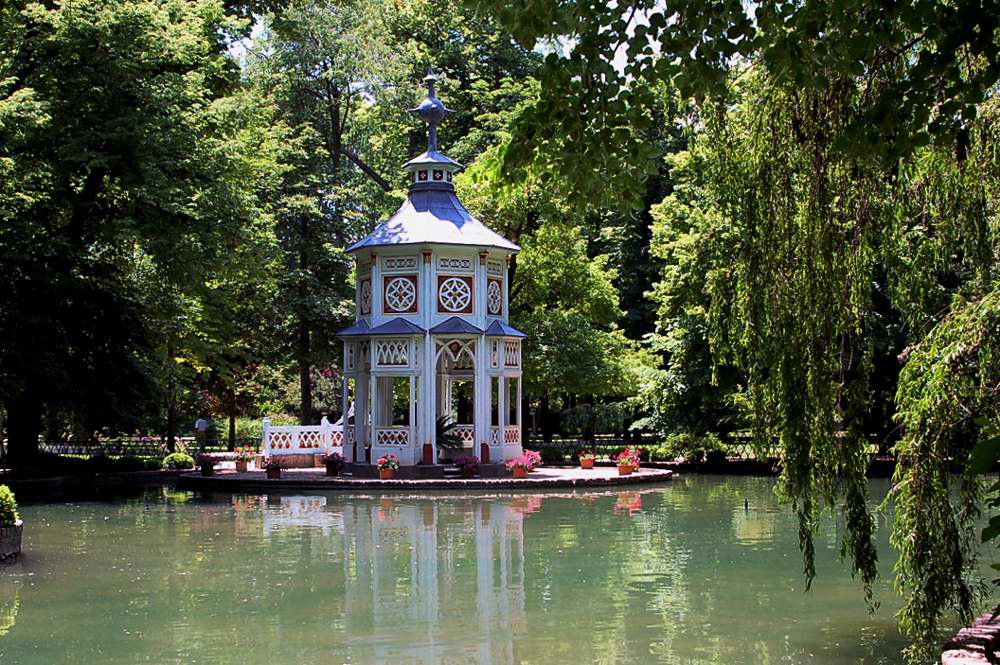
[{"x1": 262, "y1": 416, "x2": 348, "y2": 457}]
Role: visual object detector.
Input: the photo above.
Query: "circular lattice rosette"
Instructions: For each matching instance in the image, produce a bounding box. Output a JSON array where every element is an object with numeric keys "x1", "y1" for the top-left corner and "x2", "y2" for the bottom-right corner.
[
  {"x1": 438, "y1": 277, "x2": 471, "y2": 312},
  {"x1": 385, "y1": 277, "x2": 416, "y2": 311}
]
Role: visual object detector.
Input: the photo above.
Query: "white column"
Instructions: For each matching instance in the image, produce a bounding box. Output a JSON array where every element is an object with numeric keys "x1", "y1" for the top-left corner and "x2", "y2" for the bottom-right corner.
[
  {"x1": 475, "y1": 336, "x2": 487, "y2": 453},
  {"x1": 368, "y1": 360, "x2": 377, "y2": 454},
  {"x1": 426, "y1": 337, "x2": 437, "y2": 463},
  {"x1": 408, "y1": 375, "x2": 416, "y2": 465},
  {"x1": 261, "y1": 417, "x2": 271, "y2": 457},
  {"x1": 371, "y1": 253, "x2": 382, "y2": 323}
]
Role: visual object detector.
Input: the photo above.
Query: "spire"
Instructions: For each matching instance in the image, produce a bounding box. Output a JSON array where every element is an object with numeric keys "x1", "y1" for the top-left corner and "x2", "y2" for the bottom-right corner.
[{"x1": 409, "y1": 65, "x2": 452, "y2": 152}]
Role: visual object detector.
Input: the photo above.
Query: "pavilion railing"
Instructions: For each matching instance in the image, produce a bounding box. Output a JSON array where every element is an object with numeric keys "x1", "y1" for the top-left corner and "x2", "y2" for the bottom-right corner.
[{"x1": 262, "y1": 417, "x2": 346, "y2": 457}]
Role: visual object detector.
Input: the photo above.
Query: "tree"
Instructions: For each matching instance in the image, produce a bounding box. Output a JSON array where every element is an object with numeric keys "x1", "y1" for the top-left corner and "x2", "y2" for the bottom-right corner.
[
  {"x1": 0, "y1": 0, "x2": 280, "y2": 461},
  {"x1": 644, "y1": 149, "x2": 745, "y2": 438},
  {"x1": 469, "y1": 1, "x2": 1000, "y2": 656},
  {"x1": 246, "y1": 0, "x2": 406, "y2": 424}
]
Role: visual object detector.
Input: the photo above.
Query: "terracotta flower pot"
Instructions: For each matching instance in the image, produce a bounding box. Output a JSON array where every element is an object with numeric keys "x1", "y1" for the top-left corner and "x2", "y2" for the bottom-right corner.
[
  {"x1": 512, "y1": 467, "x2": 528, "y2": 479},
  {"x1": 266, "y1": 467, "x2": 281, "y2": 480},
  {"x1": 325, "y1": 463, "x2": 341, "y2": 477},
  {"x1": 0, "y1": 521, "x2": 23, "y2": 560},
  {"x1": 313, "y1": 453, "x2": 325, "y2": 468},
  {"x1": 618, "y1": 465, "x2": 633, "y2": 476},
  {"x1": 235, "y1": 461, "x2": 248, "y2": 473},
  {"x1": 580, "y1": 458, "x2": 595, "y2": 469},
  {"x1": 379, "y1": 468, "x2": 396, "y2": 480}
]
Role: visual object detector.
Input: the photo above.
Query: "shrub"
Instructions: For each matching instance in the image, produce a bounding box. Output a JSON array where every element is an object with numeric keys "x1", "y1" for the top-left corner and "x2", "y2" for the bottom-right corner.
[
  {"x1": 705, "y1": 449, "x2": 727, "y2": 465},
  {"x1": 87, "y1": 453, "x2": 112, "y2": 471},
  {"x1": 323, "y1": 451, "x2": 346, "y2": 471},
  {"x1": 162, "y1": 453, "x2": 194, "y2": 470},
  {"x1": 650, "y1": 445, "x2": 673, "y2": 462},
  {"x1": 113, "y1": 456, "x2": 147, "y2": 472},
  {"x1": 195, "y1": 453, "x2": 215, "y2": 468},
  {"x1": 539, "y1": 447, "x2": 565, "y2": 465},
  {"x1": 0, "y1": 485, "x2": 19, "y2": 525},
  {"x1": 453, "y1": 455, "x2": 479, "y2": 472}
]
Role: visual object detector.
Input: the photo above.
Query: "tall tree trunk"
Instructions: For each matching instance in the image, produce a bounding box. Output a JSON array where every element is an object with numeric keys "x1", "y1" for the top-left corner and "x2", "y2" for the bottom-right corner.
[
  {"x1": 298, "y1": 203, "x2": 313, "y2": 425},
  {"x1": 227, "y1": 387, "x2": 236, "y2": 450},
  {"x1": 540, "y1": 392, "x2": 554, "y2": 443},
  {"x1": 6, "y1": 392, "x2": 41, "y2": 470},
  {"x1": 166, "y1": 393, "x2": 177, "y2": 453},
  {"x1": 166, "y1": 341, "x2": 177, "y2": 453},
  {"x1": 298, "y1": 319, "x2": 312, "y2": 425}
]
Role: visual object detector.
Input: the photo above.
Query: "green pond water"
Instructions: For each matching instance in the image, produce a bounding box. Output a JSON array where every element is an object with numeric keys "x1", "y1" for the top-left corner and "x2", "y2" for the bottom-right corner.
[{"x1": 0, "y1": 476, "x2": 918, "y2": 664}]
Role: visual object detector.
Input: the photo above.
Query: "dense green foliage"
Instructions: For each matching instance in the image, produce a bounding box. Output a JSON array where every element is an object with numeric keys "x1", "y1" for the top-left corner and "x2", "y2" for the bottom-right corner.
[
  {"x1": 0, "y1": 485, "x2": 18, "y2": 525},
  {"x1": 162, "y1": 453, "x2": 196, "y2": 470},
  {"x1": 472, "y1": 0, "x2": 1000, "y2": 660},
  {"x1": 3, "y1": 0, "x2": 1000, "y2": 659}
]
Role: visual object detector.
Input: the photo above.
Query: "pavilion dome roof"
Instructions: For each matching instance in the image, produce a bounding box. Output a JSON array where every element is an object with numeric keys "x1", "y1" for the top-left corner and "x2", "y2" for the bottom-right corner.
[
  {"x1": 346, "y1": 66, "x2": 519, "y2": 255},
  {"x1": 346, "y1": 187, "x2": 519, "y2": 253}
]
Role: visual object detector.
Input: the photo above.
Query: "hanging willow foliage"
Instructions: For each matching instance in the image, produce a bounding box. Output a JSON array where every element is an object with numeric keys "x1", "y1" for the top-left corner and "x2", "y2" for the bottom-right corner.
[
  {"x1": 697, "y1": 70, "x2": 998, "y2": 658},
  {"x1": 701, "y1": 71, "x2": 884, "y2": 604},
  {"x1": 887, "y1": 103, "x2": 1000, "y2": 661}
]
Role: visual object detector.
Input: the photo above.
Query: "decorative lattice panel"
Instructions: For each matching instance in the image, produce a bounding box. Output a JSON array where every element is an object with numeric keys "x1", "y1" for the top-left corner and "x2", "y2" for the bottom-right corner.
[
  {"x1": 383, "y1": 256, "x2": 418, "y2": 272},
  {"x1": 504, "y1": 340, "x2": 520, "y2": 368},
  {"x1": 454, "y1": 425, "x2": 475, "y2": 444},
  {"x1": 376, "y1": 428, "x2": 409, "y2": 446},
  {"x1": 490, "y1": 339, "x2": 500, "y2": 367},
  {"x1": 384, "y1": 276, "x2": 417, "y2": 312},
  {"x1": 438, "y1": 256, "x2": 473, "y2": 273},
  {"x1": 332, "y1": 431, "x2": 344, "y2": 446},
  {"x1": 375, "y1": 339, "x2": 408, "y2": 366},
  {"x1": 438, "y1": 276, "x2": 472, "y2": 313},
  {"x1": 490, "y1": 427, "x2": 500, "y2": 445},
  {"x1": 359, "y1": 279, "x2": 372, "y2": 315},
  {"x1": 357, "y1": 260, "x2": 372, "y2": 277},
  {"x1": 347, "y1": 343, "x2": 355, "y2": 371},
  {"x1": 299, "y1": 431, "x2": 323, "y2": 449},
  {"x1": 487, "y1": 279, "x2": 503, "y2": 315},
  {"x1": 504, "y1": 426, "x2": 521, "y2": 445},
  {"x1": 487, "y1": 259, "x2": 504, "y2": 276},
  {"x1": 269, "y1": 432, "x2": 292, "y2": 449}
]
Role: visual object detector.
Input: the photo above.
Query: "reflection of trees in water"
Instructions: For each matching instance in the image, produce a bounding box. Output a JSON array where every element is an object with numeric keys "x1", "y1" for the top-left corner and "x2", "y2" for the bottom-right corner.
[
  {"x1": 0, "y1": 584, "x2": 19, "y2": 637},
  {"x1": 6, "y1": 481, "x2": 902, "y2": 665}
]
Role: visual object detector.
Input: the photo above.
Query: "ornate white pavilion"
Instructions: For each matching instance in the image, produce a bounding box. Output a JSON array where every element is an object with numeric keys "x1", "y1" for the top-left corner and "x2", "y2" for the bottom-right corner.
[{"x1": 335, "y1": 67, "x2": 525, "y2": 467}]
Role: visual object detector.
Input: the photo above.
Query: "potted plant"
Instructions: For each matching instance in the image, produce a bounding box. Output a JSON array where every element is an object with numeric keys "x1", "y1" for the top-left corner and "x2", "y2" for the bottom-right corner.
[
  {"x1": 578, "y1": 451, "x2": 596, "y2": 469},
  {"x1": 324, "y1": 451, "x2": 346, "y2": 477},
  {"x1": 376, "y1": 453, "x2": 399, "y2": 480},
  {"x1": 616, "y1": 448, "x2": 640, "y2": 476},
  {"x1": 233, "y1": 446, "x2": 255, "y2": 473},
  {"x1": 0, "y1": 485, "x2": 22, "y2": 561},
  {"x1": 264, "y1": 459, "x2": 282, "y2": 479},
  {"x1": 505, "y1": 450, "x2": 541, "y2": 479},
  {"x1": 454, "y1": 455, "x2": 479, "y2": 478},
  {"x1": 196, "y1": 453, "x2": 216, "y2": 476}
]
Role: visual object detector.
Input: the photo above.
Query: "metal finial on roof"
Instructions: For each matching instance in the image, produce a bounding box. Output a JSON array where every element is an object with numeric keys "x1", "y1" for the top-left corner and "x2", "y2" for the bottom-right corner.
[{"x1": 408, "y1": 65, "x2": 452, "y2": 152}]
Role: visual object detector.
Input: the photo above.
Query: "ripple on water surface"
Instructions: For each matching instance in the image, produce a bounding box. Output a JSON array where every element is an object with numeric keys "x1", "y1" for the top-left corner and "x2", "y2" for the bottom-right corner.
[{"x1": 0, "y1": 476, "x2": 911, "y2": 664}]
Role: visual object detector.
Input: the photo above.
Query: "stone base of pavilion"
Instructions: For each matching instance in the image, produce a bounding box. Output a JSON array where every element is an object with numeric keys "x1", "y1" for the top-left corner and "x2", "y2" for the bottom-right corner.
[{"x1": 177, "y1": 464, "x2": 672, "y2": 491}]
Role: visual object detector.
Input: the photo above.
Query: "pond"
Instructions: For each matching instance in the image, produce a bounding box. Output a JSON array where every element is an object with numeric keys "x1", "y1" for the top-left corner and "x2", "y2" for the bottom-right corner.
[{"x1": 0, "y1": 476, "x2": 916, "y2": 664}]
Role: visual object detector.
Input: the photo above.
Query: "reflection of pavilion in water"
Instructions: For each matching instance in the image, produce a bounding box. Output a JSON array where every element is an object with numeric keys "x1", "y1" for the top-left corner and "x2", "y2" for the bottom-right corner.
[{"x1": 263, "y1": 494, "x2": 526, "y2": 665}]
